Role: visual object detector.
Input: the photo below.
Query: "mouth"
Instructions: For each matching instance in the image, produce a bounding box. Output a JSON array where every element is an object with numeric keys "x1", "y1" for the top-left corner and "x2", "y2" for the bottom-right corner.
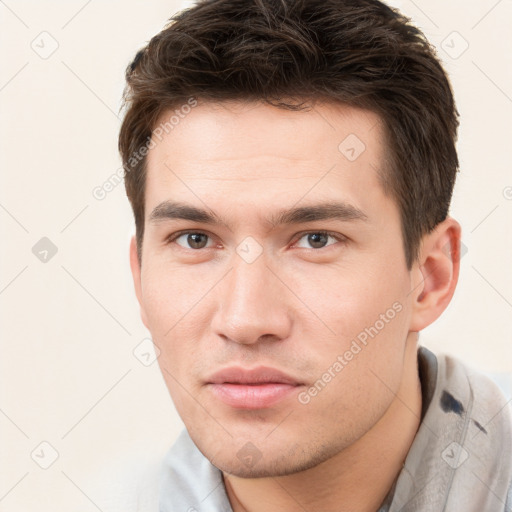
[{"x1": 205, "y1": 366, "x2": 303, "y2": 409}]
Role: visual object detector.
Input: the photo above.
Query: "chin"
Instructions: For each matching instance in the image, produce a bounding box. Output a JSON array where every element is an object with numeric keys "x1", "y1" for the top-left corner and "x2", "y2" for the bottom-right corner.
[{"x1": 197, "y1": 435, "x2": 342, "y2": 479}]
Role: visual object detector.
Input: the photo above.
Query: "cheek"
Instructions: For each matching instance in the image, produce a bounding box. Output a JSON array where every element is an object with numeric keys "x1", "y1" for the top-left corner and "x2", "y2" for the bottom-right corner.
[
  {"x1": 299, "y1": 259, "x2": 409, "y2": 345},
  {"x1": 294, "y1": 291, "x2": 410, "y2": 445},
  {"x1": 296, "y1": 260, "x2": 411, "y2": 403},
  {"x1": 140, "y1": 265, "x2": 205, "y2": 379},
  {"x1": 140, "y1": 261, "x2": 207, "y2": 335}
]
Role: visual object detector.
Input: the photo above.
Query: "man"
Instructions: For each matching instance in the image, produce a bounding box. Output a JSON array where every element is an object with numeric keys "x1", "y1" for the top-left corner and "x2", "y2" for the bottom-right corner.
[{"x1": 118, "y1": 0, "x2": 512, "y2": 510}]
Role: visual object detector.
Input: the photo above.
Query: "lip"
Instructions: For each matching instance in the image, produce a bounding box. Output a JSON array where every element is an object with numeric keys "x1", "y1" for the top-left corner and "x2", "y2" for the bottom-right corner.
[{"x1": 206, "y1": 366, "x2": 303, "y2": 409}]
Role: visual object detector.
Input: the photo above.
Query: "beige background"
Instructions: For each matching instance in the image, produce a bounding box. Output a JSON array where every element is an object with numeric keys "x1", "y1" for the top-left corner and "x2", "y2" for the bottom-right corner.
[{"x1": 1, "y1": 0, "x2": 511, "y2": 510}]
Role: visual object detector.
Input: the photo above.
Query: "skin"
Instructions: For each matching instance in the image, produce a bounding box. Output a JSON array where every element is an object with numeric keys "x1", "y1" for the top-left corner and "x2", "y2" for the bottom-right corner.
[{"x1": 130, "y1": 100, "x2": 461, "y2": 511}]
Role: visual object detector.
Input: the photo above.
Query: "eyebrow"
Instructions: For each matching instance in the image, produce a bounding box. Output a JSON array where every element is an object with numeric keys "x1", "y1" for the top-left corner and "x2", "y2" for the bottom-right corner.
[{"x1": 148, "y1": 200, "x2": 368, "y2": 229}]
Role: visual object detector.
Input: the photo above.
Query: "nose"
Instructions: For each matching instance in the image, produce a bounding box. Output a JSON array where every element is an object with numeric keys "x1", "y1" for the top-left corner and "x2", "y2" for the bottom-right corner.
[{"x1": 210, "y1": 253, "x2": 293, "y2": 345}]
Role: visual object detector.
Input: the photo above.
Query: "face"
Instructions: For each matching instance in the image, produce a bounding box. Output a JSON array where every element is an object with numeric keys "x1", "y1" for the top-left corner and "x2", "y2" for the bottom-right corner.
[{"x1": 132, "y1": 100, "x2": 418, "y2": 477}]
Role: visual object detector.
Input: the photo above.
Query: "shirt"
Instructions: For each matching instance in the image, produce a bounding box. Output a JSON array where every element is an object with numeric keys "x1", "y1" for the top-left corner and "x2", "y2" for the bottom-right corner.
[{"x1": 159, "y1": 346, "x2": 512, "y2": 511}]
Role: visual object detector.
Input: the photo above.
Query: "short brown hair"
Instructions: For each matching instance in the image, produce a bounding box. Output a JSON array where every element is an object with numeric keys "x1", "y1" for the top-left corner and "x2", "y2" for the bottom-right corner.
[{"x1": 119, "y1": 0, "x2": 459, "y2": 268}]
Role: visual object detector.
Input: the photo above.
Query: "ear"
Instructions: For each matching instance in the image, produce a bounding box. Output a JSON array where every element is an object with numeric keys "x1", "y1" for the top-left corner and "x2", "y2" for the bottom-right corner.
[
  {"x1": 129, "y1": 235, "x2": 149, "y2": 329},
  {"x1": 409, "y1": 217, "x2": 461, "y2": 332}
]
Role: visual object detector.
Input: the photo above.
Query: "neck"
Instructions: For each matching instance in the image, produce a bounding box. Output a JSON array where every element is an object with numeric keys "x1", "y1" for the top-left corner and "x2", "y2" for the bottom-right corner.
[{"x1": 224, "y1": 333, "x2": 422, "y2": 512}]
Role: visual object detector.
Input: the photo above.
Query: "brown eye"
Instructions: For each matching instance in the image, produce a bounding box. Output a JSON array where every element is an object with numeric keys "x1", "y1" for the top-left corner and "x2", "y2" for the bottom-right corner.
[
  {"x1": 188, "y1": 233, "x2": 208, "y2": 249},
  {"x1": 173, "y1": 232, "x2": 212, "y2": 249},
  {"x1": 295, "y1": 232, "x2": 339, "y2": 250},
  {"x1": 307, "y1": 233, "x2": 329, "y2": 248}
]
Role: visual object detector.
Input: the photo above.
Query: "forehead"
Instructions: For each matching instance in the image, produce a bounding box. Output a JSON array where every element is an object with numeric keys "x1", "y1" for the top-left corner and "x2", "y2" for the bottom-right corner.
[
  {"x1": 144, "y1": 100, "x2": 392, "y2": 225},
  {"x1": 148, "y1": 99, "x2": 383, "y2": 165}
]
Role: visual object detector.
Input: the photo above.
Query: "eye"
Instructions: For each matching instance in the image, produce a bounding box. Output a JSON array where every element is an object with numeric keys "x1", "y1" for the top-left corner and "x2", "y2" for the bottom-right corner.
[
  {"x1": 169, "y1": 231, "x2": 215, "y2": 250},
  {"x1": 294, "y1": 231, "x2": 343, "y2": 250},
  {"x1": 166, "y1": 230, "x2": 344, "y2": 251}
]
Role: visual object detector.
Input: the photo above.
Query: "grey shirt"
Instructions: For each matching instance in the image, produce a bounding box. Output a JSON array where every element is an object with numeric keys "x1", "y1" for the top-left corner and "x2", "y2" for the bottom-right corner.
[{"x1": 159, "y1": 347, "x2": 512, "y2": 511}]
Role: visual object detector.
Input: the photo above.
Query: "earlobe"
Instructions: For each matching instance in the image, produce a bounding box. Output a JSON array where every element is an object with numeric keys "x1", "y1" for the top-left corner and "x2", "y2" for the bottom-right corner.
[
  {"x1": 409, "y1": 218, "x2": 461, "y2": 332},
  {"x1": 129, "y1": 235, "x2": 149, "y2": 329}
]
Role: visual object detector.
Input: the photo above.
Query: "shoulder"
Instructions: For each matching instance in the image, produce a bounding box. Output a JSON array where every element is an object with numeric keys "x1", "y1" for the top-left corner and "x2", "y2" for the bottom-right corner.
[
  {"x1": 390, "y1": 349, "x2": 512, "y2": 511},
  {"x1": 85, "y1": 447, "x2": 164, "y2": 512},
  {"x1": 159, "y1": 429, "x2": 233, "y2": 511},
  {"x1": 437, "y1": 352, "x2": 512, "y2": 430},
  {"x1": 434, "y1": 352, "x2": 512, "y2": 509}
]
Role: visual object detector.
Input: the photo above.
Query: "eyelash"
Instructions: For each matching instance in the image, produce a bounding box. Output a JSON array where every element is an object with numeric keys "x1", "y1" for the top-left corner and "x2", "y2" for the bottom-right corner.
[{"x1": 165, "y1": 230, "x2": 347, "y2": 251}]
